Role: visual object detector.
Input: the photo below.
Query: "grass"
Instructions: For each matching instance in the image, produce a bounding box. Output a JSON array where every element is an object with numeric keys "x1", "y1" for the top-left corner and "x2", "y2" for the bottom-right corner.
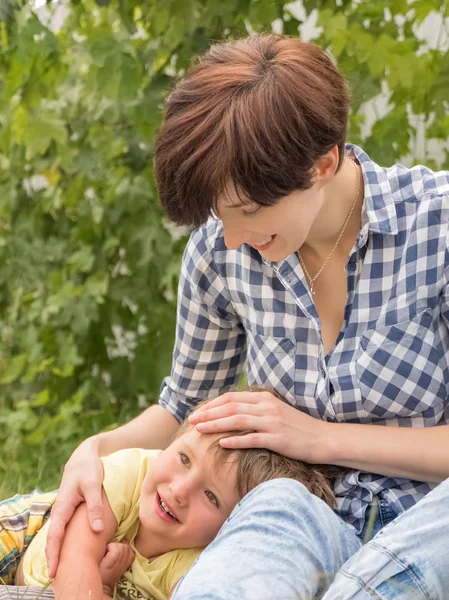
[
  {"x1": 0, "y1": 441, "x2": 75, "y2": 500},
  {"x1": 0, "y1": 579, "x2": 52, "y2": 599}
]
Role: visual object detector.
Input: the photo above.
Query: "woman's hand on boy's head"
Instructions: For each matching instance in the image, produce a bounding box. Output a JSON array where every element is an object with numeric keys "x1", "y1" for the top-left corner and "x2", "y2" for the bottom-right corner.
[
  {"x1": 189, "y1": 390, "x2": 331, "y2": 464},
  {"x1": 46, "y1": 436, "x2": 105, "y2": 578}
]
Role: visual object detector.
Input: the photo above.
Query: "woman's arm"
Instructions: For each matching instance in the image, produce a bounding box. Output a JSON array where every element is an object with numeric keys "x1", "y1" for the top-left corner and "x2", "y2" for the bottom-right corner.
[
  {"x1": 190, "y1": 390, "x2": 449, "y2": 483},
  {"x1": 96, "y1": 404, "x2": 180, "y2": 456},
  {"x1": 322, "y1": 420, "x2": 449, "y2": 482},
  {"x1": 52, "y1": 488, "x2": 118, "y2": 600}
]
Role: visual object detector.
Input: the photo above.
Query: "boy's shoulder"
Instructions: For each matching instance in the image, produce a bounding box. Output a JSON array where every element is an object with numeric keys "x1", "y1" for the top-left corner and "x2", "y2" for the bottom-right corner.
[
  {"x1": 101, "y1": 449, "x2": 162, "y2": 524},
  {"x1": 102, "y1": 448, "x2": 162, "y2": 466}
]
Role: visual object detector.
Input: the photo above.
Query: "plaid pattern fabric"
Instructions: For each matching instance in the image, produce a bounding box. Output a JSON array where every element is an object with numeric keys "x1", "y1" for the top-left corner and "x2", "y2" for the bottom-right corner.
[
  {"x1": 159, "y1": 144, "x2": 449, "y2": 534},
  {"x1": 0, "y1": 490, "x2": 56, "y2": 584}
]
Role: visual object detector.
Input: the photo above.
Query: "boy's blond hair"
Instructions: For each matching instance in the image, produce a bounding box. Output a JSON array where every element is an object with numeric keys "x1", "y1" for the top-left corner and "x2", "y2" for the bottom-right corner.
[{"x1": 176, "y1": 388, "x2": 341, "y2": 508}]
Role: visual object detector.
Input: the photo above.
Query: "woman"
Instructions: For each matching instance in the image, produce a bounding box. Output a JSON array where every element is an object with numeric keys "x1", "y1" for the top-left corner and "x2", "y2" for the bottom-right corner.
[{"x1": 46, "y1": 34, "x2": 449, "y2": 598}]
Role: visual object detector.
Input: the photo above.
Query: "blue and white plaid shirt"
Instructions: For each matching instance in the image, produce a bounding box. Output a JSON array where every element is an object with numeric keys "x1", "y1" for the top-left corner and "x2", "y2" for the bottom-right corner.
[{"x1": 159, "y1": 144, "x2": 449, "y2": 533}]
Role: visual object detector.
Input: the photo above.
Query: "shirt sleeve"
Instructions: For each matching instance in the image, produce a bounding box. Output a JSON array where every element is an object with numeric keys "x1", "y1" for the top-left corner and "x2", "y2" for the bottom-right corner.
[
  {"x1": 101, "y1": 449, "x2": 156, "y2": 527},
  {"x1": 159, "y1": 220, "x2": 247, "y2": 423},
  {"x1": 440, "y1": 227, "x2": 449, "y2": 388}
]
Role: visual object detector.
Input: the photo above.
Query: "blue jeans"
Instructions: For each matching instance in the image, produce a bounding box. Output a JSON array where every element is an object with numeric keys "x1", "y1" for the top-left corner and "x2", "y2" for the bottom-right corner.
[{"x1": 172, "y1": 477, "x2": 449, "y2": 599}]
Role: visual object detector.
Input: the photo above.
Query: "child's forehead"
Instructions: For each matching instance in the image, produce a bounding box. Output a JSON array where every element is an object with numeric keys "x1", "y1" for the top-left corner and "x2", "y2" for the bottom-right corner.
[{"x1": 178, "y1": 429, "x2": 237, "y2": 478}]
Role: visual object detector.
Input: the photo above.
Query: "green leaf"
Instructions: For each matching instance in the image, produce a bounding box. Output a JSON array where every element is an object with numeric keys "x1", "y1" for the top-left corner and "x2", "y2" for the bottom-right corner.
[
  {"x1": 25, "y1": 112, "x2": 68, "y2": 160},
  {"x1": 68, "y1": 245, "x2": 95, "y2": 273},
  {"x1": 0, "y1": 0, "x2": 18, "y2": 23},
  {"x1": 11, "y1": 105, "x2": 29, "y2": 144},
  {"x1": 0, "y1": 353, "x2": 27, "y2": 384}
]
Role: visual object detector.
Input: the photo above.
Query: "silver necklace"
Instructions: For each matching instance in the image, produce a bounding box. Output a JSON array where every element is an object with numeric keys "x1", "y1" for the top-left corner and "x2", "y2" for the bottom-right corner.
[{"x1": 297, "y1": 158, "x2": 361, "y2": 296}]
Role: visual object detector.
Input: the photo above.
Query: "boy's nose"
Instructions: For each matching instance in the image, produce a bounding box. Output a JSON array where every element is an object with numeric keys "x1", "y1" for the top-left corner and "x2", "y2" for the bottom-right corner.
[{"x1": 170, "y1": 478, "x2": 193, "y2": 507}]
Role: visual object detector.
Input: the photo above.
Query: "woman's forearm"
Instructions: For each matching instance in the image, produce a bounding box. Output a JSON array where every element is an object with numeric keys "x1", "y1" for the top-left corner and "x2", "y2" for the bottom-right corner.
[
  {"x1": 322, "y1": 421, "x2": 449, "y2": 482},
  {"x1": 96, "y1": 404, "x2": 180, "y2": 456}
]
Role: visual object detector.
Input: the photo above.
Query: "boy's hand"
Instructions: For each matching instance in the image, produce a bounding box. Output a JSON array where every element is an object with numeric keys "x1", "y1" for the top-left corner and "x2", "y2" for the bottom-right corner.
[{"x1": 99, "y1": 541, "x2": 135, "y2": 596}]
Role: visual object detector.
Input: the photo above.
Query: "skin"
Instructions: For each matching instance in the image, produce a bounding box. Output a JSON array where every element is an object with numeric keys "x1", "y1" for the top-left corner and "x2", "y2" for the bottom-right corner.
[
  {"x1": 135, "y1": 428, "x2": 240, "y2": 557},
  {"x1": 49, "y1": 429, "x2": 240, "y2": 600},
  {"x1": 217, "y1": 147, "x2": 359, "y2": 262},
  {"x1": 189, "y1": 145, "x2": 449, "y2": 484},
  {"x1": 46, "y1": 145, "x2": 449, "y2": 577}
]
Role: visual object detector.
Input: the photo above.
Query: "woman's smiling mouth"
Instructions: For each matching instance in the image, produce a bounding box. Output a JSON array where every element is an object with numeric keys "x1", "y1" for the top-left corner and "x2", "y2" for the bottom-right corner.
[{"x1": 251, "y1": 235, "x2": 276, "y2": 251}]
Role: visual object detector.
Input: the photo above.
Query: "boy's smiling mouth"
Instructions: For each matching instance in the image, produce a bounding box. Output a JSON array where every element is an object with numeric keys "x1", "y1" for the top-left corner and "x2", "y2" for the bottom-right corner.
[{"x1": 155, "y1": 492, "x2": 180, "y2": 523}]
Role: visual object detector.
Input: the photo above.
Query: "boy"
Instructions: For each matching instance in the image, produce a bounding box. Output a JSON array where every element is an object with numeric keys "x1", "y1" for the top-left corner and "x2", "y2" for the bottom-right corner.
[{"x1": 1, "y1": 393, "x2": 339, "y2": 599}]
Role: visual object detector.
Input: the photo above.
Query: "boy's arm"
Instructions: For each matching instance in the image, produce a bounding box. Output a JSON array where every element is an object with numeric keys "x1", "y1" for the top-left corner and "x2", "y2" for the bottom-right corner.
[
  {"x1": 52, "y1": 488, "x2": 118, "y2": 600},
  {"x1": 47, "y1": 405, "x2": 179, "y2": 578}
]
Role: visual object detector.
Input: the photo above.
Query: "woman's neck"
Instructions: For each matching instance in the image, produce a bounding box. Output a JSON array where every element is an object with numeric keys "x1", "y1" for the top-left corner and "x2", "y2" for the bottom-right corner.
[{"x1": 302, "y1": 157, "x2": 363, "y2": 260}]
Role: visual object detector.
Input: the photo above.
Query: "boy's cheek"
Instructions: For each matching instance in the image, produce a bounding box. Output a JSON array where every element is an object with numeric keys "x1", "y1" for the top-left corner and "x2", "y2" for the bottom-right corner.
[{"x1": 190, "y1": 515, "x2": 226, "y2": 546}]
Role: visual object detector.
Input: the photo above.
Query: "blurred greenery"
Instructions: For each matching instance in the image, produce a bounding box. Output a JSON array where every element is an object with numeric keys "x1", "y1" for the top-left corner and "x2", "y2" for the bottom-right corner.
[{"x1": 0, "y1": 0, "x2": 448, "y2": 497}]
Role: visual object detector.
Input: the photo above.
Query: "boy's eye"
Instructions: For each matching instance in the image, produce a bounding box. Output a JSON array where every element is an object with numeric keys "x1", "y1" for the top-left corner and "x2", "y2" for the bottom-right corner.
[
  {"x1": 205, "y1": 490, "x2": 219, "y2": 507},
  {"x1": 179, "y1": 452, "x2": 190, "y2": 466}
]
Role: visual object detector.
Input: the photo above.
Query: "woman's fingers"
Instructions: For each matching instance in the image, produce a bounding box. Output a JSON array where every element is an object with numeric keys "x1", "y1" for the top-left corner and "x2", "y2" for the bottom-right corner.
[
  {"x1": 195, "y1": 414, "x2": 263, "y2": 434},
  {"x1": 45, "y1": 438, "x2": 104, "y2": 579},
  {"x1": 218, "y1": 432, "x2": 267, "y2": 449},
  {"x1": 194, "y1": 391, "x2": 264, "y2": 414},
  {"x1": 46, "y1": 493, "x2": 81, "y2": 578},
  {"x1": 190, "y1": 401, "x2": 263, "y2": 424},
  {"x1": 83, "y1": 483, "x2": 105, "y2": 532}
]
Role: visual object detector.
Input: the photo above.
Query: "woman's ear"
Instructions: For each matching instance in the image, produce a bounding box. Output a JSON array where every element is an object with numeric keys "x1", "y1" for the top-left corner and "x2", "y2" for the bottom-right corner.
[{"x1": 313, "y1": 145, "x2": 340, "y2": 187}]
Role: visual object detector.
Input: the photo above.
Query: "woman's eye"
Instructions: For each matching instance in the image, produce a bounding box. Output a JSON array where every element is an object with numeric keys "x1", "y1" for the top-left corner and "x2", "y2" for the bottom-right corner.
[
  {"x1": 205, "y1": 490, "x2": 219, "y2": 507},
  {"x1": 179, "y1": 452, "x2": 190, "y2": 466},
  {"x1": 242, "y1": 206, "x2": 261, "y2": 217}
]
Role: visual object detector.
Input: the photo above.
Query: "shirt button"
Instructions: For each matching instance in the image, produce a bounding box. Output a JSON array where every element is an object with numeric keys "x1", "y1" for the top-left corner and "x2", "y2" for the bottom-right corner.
[{"x1": 348, "y1": 262, "x2": 356, "y2": 272}]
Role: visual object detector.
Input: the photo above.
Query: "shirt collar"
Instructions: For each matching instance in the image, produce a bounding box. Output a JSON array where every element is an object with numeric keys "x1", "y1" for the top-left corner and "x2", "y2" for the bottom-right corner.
[
  {"x1": 261, "y1": 143, "x2": 398, "y2": 269},
  {"x1": 347, "y1": 143, "x2": 398, "y2": 236}
]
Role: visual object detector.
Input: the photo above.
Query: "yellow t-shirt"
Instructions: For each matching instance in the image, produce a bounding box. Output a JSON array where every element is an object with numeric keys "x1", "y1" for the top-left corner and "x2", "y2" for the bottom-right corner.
[{"x1": 22, "y1": 448, "x2": 202, "y2": 599}]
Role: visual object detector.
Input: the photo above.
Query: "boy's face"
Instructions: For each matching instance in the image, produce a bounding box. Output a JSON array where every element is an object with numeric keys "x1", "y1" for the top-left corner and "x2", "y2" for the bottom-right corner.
[{"x1": 138, "y1": 428, "x2": 241, "y2": 554}]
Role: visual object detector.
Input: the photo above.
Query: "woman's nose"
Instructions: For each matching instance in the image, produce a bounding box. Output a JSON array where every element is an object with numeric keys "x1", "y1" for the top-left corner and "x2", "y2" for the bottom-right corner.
[{"x1": 223, "y1": 225, "x2": 249, "y2": 250}]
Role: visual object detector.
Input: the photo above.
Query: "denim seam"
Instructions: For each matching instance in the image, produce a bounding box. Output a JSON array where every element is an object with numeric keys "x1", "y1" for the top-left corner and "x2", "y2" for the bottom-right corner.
[
  {"x1": 335, "y1": 569, "x2": 383, "y2": 599},
  {"x1": 364, "y1": 541, "x2": 433, "y2": 600}
]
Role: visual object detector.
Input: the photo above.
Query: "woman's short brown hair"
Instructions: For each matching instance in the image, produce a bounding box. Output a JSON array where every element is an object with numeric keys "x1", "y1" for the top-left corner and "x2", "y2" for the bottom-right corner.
[
  {"x1": 175, "y1": 388, "x2": 342, "y2": 508},
  {"x1": 155, "y1": 34, "x2": 350, "y2": 228}
]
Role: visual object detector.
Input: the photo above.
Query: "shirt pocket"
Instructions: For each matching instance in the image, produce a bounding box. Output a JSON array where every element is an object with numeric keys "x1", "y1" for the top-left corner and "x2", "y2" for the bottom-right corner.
[
  {"x1": 245, "y1": 331, "x2": 295, "y2": 403},
  {"x1": 355, "y1": 309, "x2": 445, "y2": 422}
]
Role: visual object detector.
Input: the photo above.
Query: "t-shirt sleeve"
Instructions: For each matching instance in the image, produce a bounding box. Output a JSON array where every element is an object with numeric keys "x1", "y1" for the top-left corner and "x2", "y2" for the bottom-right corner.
[{"x1": 100, "y1": 448, "x2": 158, "y2": 526}]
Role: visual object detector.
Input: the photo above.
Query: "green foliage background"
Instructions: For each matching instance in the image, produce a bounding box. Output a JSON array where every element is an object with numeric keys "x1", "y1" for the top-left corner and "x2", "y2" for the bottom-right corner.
[{"x1": 0, "y1": 0, "x2": 448, "y2": 496}]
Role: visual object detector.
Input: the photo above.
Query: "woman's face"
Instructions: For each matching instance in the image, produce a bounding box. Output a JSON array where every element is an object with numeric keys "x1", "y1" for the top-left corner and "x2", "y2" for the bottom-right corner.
[
  {"x1": 216, "y1": 149, "x2": 340, "y2": 262},
  {"x1": 217, "y1": 184, "x2": 326, "y2": 262}
]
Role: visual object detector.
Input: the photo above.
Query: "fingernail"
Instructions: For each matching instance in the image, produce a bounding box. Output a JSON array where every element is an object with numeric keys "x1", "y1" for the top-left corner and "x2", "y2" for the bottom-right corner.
[{"x1": 93, "y1": 519, "x2": 103, "y2": 531}]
